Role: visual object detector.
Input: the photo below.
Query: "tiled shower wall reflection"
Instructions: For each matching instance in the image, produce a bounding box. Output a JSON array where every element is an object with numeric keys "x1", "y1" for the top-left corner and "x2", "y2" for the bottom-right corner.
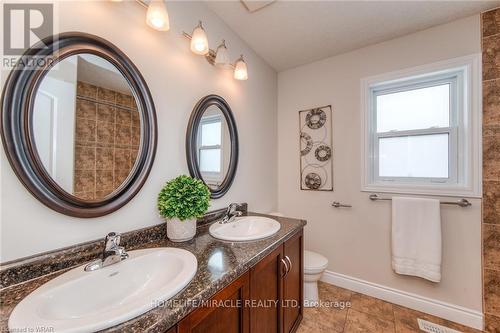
[
  {"x1": 74, "y1": 82, "x2": 140, "y2": 200},
  {"x1": 482, "y1": 8, "x2": 500, "y2": 333}
]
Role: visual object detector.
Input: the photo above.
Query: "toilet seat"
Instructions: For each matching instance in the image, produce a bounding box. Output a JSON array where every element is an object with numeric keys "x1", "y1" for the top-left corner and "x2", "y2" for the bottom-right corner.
[{"x1": 304, "y1": 250, "x2": 328, "y2": 274}]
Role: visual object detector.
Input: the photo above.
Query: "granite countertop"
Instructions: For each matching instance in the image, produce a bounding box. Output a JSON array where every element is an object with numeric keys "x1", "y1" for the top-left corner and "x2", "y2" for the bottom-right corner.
[{"x1": 0, "y1": 213, "x2": 306, "y2": 333}]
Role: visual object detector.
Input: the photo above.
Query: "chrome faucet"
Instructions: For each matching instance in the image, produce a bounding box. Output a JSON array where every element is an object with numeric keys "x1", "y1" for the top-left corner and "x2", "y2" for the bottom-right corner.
[
  {"x1": 221, "y1": 203, "x2": 243, "y2": 224},
  {"x1": 84, "y1": 232, "x2": 129, "y2": 272}
]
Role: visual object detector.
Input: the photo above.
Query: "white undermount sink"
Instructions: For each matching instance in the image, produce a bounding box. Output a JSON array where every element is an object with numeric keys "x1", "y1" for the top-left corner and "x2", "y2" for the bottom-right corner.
[
  {"x1": 9, "y1": 247, "x2": 197, "y2": 333},
  {"x1": 209, "y1": 216, "x2": 281, "y2": 242}
]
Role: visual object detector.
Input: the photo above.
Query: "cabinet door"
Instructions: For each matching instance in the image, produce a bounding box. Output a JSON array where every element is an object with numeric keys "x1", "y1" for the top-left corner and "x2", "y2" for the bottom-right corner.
[
  {"x1": 249, "y1": 246, "x2": 286, "y2": 333},
  {"x1": 283, "y1": 230, "x2": 303, "y2": 333},
  {"x1": 178, "y1": 272, "x2": 249, "y2": 333}
]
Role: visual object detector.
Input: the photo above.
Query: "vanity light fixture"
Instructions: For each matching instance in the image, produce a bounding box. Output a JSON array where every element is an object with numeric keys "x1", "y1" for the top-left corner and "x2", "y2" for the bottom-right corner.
[
  {"x1": 233, "y1": 55, "x2": 248, "y2": 81},
  {"x1": 190, "y1": 21, "x2": 210, "y2": 55},
  {"x1": 112, "y1": 0, "x2": 169, "y2": 32},
  {"x1": 214, "y1": 40, "x2": 231, "y2": 68},
  {"x1": 145, "y1": 0, "x2": 170, "y2": 31},
  {"x1": 110, "y1": 0, "x2": 249, "y2": 81},
  {"x1": 182, "y1": 23, "x2": 249, "y2": 80}
]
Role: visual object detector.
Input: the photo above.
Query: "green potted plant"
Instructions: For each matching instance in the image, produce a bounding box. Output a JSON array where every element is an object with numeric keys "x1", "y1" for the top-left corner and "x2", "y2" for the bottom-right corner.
[{"x1": 158, "y1": 175, "x2": 210, "y2": 242}]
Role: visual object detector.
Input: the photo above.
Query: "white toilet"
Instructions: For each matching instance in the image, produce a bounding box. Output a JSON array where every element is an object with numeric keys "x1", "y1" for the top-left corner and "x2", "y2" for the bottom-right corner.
[{"x1": 304, "y1": 250, "x2": 328, "y2": 307}]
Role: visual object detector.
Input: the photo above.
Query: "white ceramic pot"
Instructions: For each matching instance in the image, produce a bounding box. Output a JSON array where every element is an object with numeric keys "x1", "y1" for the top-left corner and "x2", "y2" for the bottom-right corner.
[{"x1": 166, "y1": 218, "x2": 197, "y2": 242}]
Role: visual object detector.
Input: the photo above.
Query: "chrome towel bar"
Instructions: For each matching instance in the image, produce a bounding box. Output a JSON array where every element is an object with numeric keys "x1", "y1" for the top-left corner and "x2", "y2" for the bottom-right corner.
[{"x1": 369, "y1": 194, "x2": 472, "y2": 207}]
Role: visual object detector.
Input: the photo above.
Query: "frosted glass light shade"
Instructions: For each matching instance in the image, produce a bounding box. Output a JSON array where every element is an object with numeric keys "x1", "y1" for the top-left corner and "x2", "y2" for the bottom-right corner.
[
  {"x1": 146, "y1": 0, "x2": 170, "y2": 31},
  {"x1": 234, "y1": 55, "x2": 248, "y2": 80},
  {"x1": 214, "y1": 40, "x2": 230, "y2": 67},
  {"x1": 190, "y1": 22, "x2": 209, "y2": 55}
]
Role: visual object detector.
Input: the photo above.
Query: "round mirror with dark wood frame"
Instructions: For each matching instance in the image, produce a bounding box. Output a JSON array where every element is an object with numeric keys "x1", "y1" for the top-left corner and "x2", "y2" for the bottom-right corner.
[
  {"x1": 1, "y1": 32, "x2": 157, "y2": 218},
  {"x1": 186, "y1": 95, "x2": 238, "y2": 199}
]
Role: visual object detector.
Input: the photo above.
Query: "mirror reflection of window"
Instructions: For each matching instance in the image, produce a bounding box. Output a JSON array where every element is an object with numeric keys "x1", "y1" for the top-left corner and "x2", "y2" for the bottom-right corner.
[
  {"x1": 196, "y1": 106, "x2": 231, "y2": 188},
  {"x1": 198, "y1": 115, "x2": 223, "y2": 181}
]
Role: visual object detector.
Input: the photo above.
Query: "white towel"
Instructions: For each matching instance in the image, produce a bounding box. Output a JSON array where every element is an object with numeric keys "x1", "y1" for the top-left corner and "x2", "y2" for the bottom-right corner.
[{"x1": 391, "y1": 197, "x2": 442, "y2": 283}]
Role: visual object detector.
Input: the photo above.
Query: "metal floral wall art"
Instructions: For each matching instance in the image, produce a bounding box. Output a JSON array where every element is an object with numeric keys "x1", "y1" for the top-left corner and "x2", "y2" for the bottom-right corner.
[{"x1": 299, "y1": 105, "x2": 333, "y2": 191}]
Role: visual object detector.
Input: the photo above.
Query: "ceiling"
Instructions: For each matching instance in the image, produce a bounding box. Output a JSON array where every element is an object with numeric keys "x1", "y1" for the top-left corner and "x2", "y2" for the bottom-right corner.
[
  {"x1": 206, "y1": 1, "x2": 500, "y2": 71},
  {"x1": 77, "y1": 55, "x2": 132, "y2": 95}
]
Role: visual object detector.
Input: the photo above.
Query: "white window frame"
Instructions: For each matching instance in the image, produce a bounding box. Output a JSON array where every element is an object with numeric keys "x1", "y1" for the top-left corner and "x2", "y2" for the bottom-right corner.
[
  {"x1": 361, "y1": 54, "x2": 482, "y2": 197},
  {"x1": 197, "y1": 115, "x2": 224, "y2": 184}
]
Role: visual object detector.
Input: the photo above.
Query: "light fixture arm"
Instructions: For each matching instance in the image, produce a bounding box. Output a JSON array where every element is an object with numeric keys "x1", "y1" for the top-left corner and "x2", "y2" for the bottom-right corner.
[{"x1": 134, "y1": 0, "x2": 148, "y2": 9}]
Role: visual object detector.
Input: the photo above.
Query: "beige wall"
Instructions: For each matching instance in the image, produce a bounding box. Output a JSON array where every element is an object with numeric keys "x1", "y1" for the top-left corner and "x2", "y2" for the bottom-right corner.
[
  {"x1": 277, "y1": 15, "x2": 482, "y2": 313},
  {"x1": 0, "y1": 1, "x2": 278, "y2": 262}
]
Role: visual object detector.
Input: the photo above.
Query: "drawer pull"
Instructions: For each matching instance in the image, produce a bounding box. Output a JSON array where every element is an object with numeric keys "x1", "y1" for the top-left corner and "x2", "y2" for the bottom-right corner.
[
  {"x1": 281, "y1": 258, "x2": 289, "y2": 277},
  {"x1": 285, "y1": 255, "x2": 292, "y2": 274}
]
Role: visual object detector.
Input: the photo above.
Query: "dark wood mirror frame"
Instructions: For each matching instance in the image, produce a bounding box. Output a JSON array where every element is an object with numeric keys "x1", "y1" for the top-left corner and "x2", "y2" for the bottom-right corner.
[
  {"x1": 186, "y1": 95, "x2": 239, "y2": 199},
  {"x1": 1, "y1": 32, "x2": 157, "y2": 218}
]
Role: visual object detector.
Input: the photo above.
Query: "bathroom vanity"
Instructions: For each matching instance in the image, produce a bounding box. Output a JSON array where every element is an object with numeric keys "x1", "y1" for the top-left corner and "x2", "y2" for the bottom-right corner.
[
  {"x1": 0, "y1": 211, "x2": 305, "y2": 333},
  {"x1": 0, "y1": 32, "x2": 304, "y2": 333},
  {"x1": 178, "y1": 228, "x2": 303, "y2": 333}
]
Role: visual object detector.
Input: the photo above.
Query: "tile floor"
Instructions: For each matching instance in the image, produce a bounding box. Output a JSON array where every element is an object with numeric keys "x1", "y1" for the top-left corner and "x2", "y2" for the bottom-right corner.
[{"x1": 297, "y1": 282, "x2": 484, "y2": 333}]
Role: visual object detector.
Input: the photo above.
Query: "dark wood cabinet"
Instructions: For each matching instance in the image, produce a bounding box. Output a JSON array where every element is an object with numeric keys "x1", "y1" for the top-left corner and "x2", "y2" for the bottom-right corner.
[
  {"x1": 176, "y1": 229, "x2": 303, "y2": 333},
  {"x1": 282, "y1": 231, "x2": 303, "y2": 333},
  {"x1": 248, "y1": 230, "x2": 303, "y2": 333},
  {"x1": 249, "y1": 246, "x2": 283, "y2": 333},
  {"x1": 178, "y1": 272, "x2": 250, "y2": 333}
]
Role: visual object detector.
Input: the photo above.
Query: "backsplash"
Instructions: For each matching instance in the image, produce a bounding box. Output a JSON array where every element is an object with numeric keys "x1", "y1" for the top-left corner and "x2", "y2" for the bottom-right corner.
[
  {"x1": 481, "y1": 7, "x2": 500, "y2": 333},
  {"x1": 74, "y1": 81, "x2": 140, "y2": 200}
]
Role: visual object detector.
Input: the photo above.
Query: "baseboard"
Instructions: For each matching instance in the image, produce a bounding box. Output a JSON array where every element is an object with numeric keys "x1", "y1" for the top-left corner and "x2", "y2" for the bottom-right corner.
[{"x1": 320, "y1": 270, "x2": 484, "y2": 330}]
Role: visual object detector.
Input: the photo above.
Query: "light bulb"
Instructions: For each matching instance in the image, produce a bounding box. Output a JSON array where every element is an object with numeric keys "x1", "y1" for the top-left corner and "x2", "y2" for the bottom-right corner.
[
  {"x1": 146, "y1": 0, "x2": 170, "y2": 31},
  {"x1": 214, "y1": 40, "x2": 230, "y2": 68},
  {"x1": 233, "y1": 55, "x2": 248, "y2": 80},
  {"x1": 190, "y1": 21, "x2": 209, "y2": 56}
]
